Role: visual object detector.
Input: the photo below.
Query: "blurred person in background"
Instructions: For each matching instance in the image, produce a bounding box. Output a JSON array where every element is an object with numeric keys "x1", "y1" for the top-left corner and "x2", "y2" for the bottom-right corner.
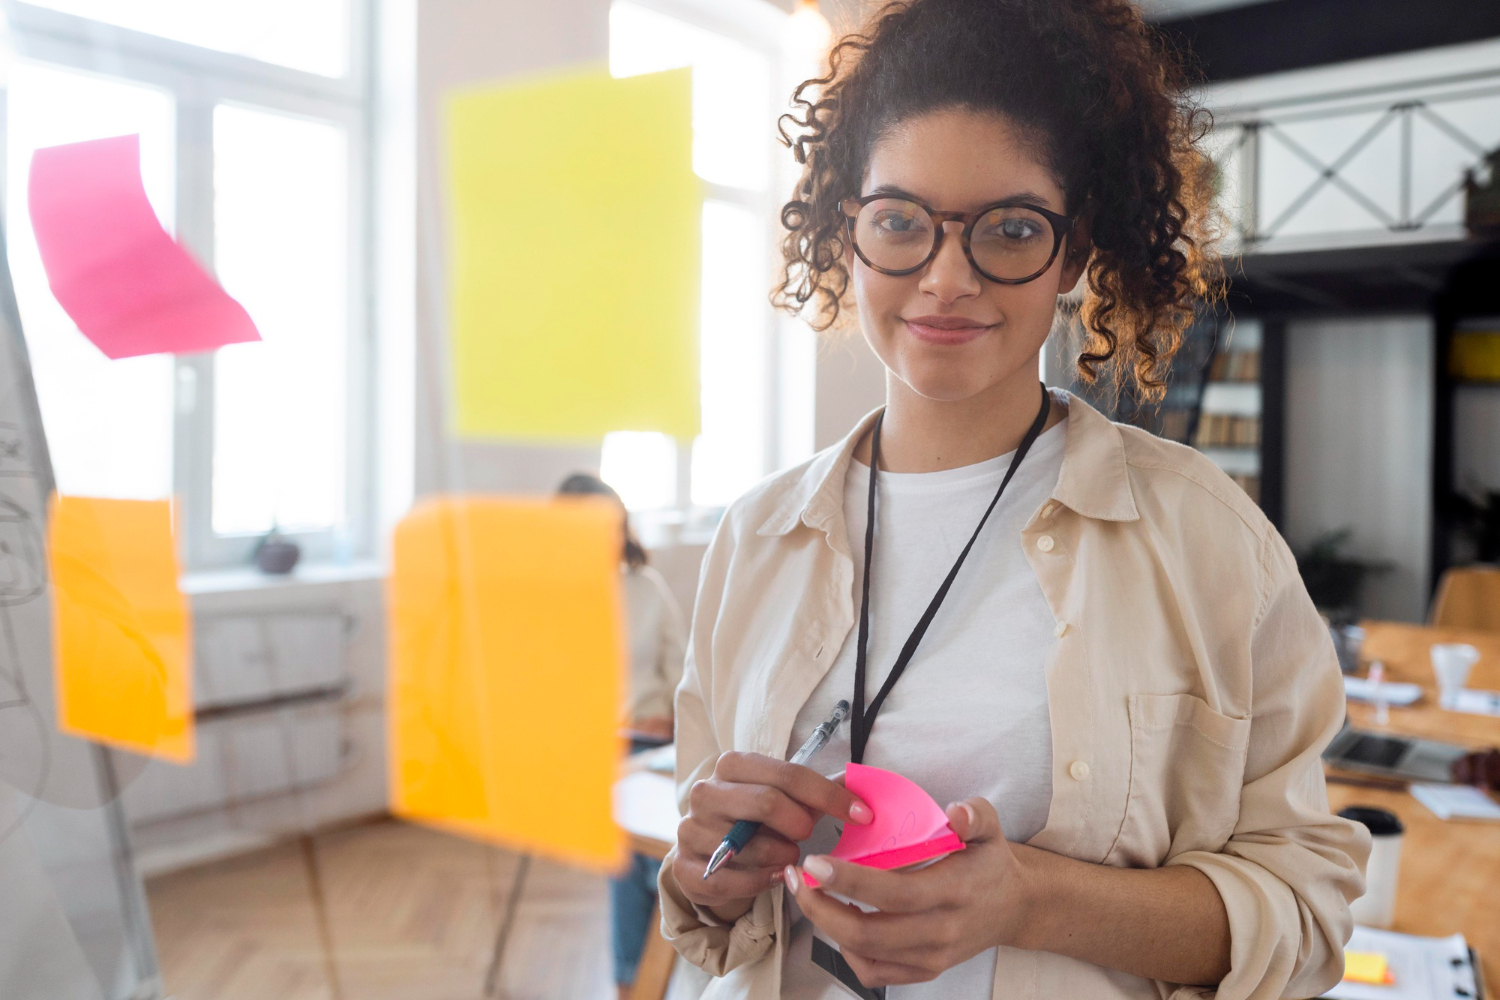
[
  {"x1": 556, "y1": 473, "x2": 687, "y2": 999},
  {"x1": 656, "y1": 0, "x2": 1369, "y2": 998}
]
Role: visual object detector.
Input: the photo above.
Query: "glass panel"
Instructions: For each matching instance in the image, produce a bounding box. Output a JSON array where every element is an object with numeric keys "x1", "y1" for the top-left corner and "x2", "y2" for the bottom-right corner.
[
  {"x1": 26, "y1": 0, "x2": 350, "y2": 78},
  {"x1": 212, "y1": 104, "x2": 348, "y2": 536},
  {"x1": 692, "y1": 200, "x2": 766, "y2": 508},
  {"x1": 609, "y1": 0, "x2": 772, "y2": 191},
  {"x1": 5, "y1": 61, "x2": 176, "y2": 501},
  {"x1": 601, "y1": 431, "x2": 677, "y2": 511}
]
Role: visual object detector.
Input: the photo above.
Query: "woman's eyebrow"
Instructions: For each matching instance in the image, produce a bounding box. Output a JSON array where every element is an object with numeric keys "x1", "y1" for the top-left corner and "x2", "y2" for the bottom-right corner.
[{"x1": 864, "y1": 184, "x2": 1059, "y2": 211}]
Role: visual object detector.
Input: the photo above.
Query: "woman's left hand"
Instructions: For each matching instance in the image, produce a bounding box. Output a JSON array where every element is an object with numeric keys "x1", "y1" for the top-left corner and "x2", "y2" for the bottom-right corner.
[{"x1": 785, "y1": 797, "x2": 1031, "y2": 988}]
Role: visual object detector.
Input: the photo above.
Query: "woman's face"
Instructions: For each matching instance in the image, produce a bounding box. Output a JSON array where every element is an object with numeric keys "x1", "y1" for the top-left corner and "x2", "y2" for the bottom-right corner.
[{"x1": 851, "y1": 108, "x2": 1088, "y2": 404}]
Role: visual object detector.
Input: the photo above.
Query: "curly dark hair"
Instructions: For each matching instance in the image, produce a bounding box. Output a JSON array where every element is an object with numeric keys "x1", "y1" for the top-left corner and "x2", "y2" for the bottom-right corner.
[{"x1": 774, "y1": 0, "x2": 1223, "y2": 400}]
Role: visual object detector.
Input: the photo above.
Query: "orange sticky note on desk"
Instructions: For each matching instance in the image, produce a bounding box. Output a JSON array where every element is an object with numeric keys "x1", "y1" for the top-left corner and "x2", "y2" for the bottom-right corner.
[
  {"x1": 387, "y1": 496, "x2": 625, "y2": 871},
  {"x1": 48, "y1": 495, "x2": 193, "y2": 761}
]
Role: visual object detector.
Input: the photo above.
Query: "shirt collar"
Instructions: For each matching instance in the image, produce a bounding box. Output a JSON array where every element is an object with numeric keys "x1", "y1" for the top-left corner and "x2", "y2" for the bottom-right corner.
[{"x1": 755, "y1": 388, "x2": 1138, "y2": 540}]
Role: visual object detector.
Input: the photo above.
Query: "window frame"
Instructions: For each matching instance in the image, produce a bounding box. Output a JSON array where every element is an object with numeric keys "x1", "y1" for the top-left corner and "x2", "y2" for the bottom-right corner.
[
  {"x1": 3, "y1": 0, "x2": 376, "y2": 570},
  {"x1": 608, "y1": 0, "x2": 812, "y2": 518}
]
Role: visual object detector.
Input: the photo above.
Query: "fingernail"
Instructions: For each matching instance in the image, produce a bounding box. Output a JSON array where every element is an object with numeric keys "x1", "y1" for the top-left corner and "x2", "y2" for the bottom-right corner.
[
  {"x1": 848, "y1": 800, "x2": 873, "y2": 824},
  {"x1": 961, "y1": 802, "x2": 977, "y2": 827},
  {"x1": 803, "y1": 855, "x2": 834, "y2": 883},
  {"x1": 770, "y1": 868, "x2": 785, "y2": 885},
  {"x1": 784, "y1": 865, "x2": 802, "y2": 893}
]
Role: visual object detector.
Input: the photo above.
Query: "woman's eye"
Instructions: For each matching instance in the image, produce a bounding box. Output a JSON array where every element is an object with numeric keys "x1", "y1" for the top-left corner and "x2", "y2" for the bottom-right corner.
[
  {"x1": 873, "y1": 212, "x2": 922, "y2": 234},
  {"x1": 991, "y1": 218, "x2": 1042, "y2": 240}
]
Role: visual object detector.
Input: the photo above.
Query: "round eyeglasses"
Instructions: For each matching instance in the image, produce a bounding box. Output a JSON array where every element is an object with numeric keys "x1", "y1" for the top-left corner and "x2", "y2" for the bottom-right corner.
[{"x1": 841, "y1": 194, "x2": 1075, "y2": 285}]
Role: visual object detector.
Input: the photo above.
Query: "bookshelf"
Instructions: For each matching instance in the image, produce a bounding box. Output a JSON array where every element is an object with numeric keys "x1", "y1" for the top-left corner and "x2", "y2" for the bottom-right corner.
[{"x1": 1193, "y1": 321, "x2": 1263, "y2": 504}]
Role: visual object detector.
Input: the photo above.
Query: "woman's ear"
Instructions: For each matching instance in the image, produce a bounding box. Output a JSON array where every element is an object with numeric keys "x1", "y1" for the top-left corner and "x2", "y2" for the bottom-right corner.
[{"x1": 1057, "y1": 212, "x2": 1093, "y2": 295}]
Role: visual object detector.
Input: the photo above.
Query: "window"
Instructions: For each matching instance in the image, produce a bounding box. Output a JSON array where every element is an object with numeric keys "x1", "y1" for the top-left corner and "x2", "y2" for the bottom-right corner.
[
  {"x1": 604, "y1": 0, "x2": 816, "y2": 517},
  {"x1": 5, "y1": 1, "x2": 371, "y2": 569}
]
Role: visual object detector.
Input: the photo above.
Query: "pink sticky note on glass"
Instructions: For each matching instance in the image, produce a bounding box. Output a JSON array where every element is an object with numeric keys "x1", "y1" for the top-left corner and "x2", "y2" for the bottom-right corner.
[
  {"x1": 803, "y1": 763, "x2": 965, "y2": 888},
  {"x1": 28, "y1": 134, "x2": 260, "y2": 359}
]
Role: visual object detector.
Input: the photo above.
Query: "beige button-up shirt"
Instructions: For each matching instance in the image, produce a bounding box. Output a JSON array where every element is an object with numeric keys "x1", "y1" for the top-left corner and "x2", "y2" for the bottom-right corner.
[{"x1": 659, "y1": 391, "x2": 1369, "y2": 1000}]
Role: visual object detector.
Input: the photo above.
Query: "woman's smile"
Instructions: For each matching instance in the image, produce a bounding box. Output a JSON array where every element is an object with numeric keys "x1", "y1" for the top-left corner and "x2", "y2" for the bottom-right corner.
[{"x1": 903, "y1": 314, "x2": 996, "y2": 346}]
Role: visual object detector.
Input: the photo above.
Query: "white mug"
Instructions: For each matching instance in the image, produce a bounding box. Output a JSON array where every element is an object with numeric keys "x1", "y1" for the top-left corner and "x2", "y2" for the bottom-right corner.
[
  {"x1": 1431, "y1": 643, "x2": 1480, "y2": 710},
  {"x1": 1340, "y1": 806, "x2": 1404, "y2": 928}
]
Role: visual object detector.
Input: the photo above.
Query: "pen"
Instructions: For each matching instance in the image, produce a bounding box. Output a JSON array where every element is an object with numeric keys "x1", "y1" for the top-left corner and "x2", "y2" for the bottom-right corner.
[{"x1": 702, "y1": 699, "x2": 850, "y2": 880}]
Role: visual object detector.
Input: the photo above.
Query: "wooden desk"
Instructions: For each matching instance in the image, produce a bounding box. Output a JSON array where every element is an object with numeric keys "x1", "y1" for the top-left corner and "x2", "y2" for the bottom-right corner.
[
  {"x1": 1329, "y1": 621, "x2": 1500, "y2": 986},
  {"x1": 614, "y1": 762, "x2": 680, "y2": 1000}
]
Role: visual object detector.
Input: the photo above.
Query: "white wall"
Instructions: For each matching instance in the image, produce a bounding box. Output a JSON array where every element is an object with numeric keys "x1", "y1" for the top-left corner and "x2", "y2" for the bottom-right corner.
[
  {"x1": 1284, "y1": 316, "x2": 1434, "y2": 622},
  {"x1": 1454, "y1": 385, "x2": 1500, "y2": 498}
]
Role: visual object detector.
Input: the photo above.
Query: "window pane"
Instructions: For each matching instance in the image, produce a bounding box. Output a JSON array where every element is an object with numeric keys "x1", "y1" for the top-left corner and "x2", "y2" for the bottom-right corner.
[
  {"x1": 6, "y1": 62, "x2": 176, "y2": 500},
  {"x1": 601, "y1": 432, "x2": 678, "y2": 511},
  {"x1": 692, "y1": 201, "x2": 766, "y2": 507},
  {"x1": 27, "y1": 0, "x2": 350, "y2": 77},
  {"x1": 212, "y1": 105, "x2": 348, "y2": 535},
  {"x1": 609, "y1": 1, "x2": 772, "y2": 191}
]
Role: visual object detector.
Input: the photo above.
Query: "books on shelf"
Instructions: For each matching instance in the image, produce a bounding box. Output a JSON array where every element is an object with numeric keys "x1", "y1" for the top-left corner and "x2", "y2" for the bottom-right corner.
[
  {"x1": 1194, "y1": 412, "x2": 1261, "y2": 449},
  {"x1": 1210, "y1": 348, "x2": 1261, "y2": 383}
]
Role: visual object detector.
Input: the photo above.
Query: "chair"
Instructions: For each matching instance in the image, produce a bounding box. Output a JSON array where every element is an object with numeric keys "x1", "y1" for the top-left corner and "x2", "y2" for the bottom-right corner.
[{"x1": 1429, "y1": 566, "x2": 1500, "y2": 631}]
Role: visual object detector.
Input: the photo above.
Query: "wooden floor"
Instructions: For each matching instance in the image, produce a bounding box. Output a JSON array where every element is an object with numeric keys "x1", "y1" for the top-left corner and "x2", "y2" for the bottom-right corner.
[{"x1": 146, "y1": 819, "x2": 615, "y2": 1000}]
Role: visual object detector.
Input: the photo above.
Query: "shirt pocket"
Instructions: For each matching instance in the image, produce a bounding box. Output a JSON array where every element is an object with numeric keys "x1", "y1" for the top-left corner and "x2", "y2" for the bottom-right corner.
[{"x1": 1104, "y1": 693, "x2": 1251, "y2": 868}]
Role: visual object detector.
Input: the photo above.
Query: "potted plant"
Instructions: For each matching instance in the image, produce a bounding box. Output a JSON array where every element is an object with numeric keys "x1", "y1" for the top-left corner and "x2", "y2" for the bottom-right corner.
[{"x1": 1294, "y1": 528, "x2": 1390, "y2": 623}]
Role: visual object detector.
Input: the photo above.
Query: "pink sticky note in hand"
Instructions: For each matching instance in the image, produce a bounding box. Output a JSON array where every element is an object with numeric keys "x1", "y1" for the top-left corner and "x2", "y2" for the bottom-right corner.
[
  {"x1": 802, "y1": 763, "x2": 965, "y2": 888},
  {"x1": 28, "y1": 134, "x2": 260, "y2": 359}
]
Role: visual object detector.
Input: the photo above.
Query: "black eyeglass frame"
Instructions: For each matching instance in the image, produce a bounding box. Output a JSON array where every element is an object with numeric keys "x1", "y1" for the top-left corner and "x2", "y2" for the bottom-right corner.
[{"x1": 840, "y1": 193, "x2": 1076, "y2": 285}]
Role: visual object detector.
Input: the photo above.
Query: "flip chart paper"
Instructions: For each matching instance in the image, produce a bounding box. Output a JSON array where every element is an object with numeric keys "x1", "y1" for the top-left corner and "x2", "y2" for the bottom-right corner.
[
  {"x1": 48, "y1": 495, "x2": 193, "y2": 762},
  {"x1": 388, "y1": 496, "x2": 625, "y2": 871},
  {"x1": 445, "y1": 66, "x2": 700, "y2": 442},
  {"x1": 804, "y1": 763, "x2": 964, "y2": 888},
  {"x1": 28, "y1": 134, "x2": 260, "y2": 359}
]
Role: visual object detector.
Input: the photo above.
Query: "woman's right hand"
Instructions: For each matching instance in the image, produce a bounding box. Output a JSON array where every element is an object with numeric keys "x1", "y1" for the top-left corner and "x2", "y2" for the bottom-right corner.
[{"x1": 673, "y1": 751, "x2": 873, "y2": 921}]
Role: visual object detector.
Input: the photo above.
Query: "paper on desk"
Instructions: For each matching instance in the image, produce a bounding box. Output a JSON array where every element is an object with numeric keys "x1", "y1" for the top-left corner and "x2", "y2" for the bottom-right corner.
[
  {"x1": 1345, "y1": 676, "x2": 1423, "y2": 706},
  {"x1": 28, "y1": 134, "x2": 260, "y2": 359},
  {"x1": 387, "y1": 496, "x2": 625, "y2": 871},
  {"x1": 1451, "y1": 688, "x2": 1500, "y2": 717},
  {"x1": 1322, "y1": 926, "x2": 1475, "y2": 1000},
  {"x1": 48, "y1": 495, "x2": 193, "y2": 762},
  {"x1": 445, "y1": 66, "x2": 700, "y2": 442},
  {"x1": 803, "y1": 763, "x2": 964, "y2": 889},
  {"x1": 1411, "y1": 783, "x2": 1500, "y2": 822}
]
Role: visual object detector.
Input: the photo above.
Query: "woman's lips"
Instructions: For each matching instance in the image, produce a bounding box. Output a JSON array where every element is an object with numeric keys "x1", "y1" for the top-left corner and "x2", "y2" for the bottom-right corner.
[{"x1": 903, "y1": 316, "x2": 993, "y2": 345}]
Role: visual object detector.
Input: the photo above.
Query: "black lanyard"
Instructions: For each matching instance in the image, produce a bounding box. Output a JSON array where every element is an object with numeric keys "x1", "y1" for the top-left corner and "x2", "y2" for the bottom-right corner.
[{"x1": 850, "y1": 383, "x2": 1052, "y2": 765}]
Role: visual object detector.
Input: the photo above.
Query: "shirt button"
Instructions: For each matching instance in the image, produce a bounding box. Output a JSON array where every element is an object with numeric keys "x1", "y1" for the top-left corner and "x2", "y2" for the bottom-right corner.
[
  {"x1": 1069, "y1": 760, "x2": 1090, "y2": 781},
  {"x1": 1036, "y1": 535, "x2": 1055, "y2": 553},
  {"x1": 1042, "y1": 501, "x2": 1059, "y2": 518},
  {"x1": 1053, "y1": 621, "x2": 1069, "y2": 637}
]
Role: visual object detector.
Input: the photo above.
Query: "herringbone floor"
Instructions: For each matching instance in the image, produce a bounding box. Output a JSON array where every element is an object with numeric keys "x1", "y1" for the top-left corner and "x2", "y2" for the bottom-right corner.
[{"x1": 146, "y1": 818, "x2": 614, "y2": 1000}]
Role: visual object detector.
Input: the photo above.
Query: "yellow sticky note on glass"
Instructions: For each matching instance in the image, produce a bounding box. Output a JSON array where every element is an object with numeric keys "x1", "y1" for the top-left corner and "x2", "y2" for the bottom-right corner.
[
  {"x1": 388, "y1": 496, "x2": 625, "y2": 870},
  {"x1": 445, "y1": 65, "x2": 700, "y2": 442},
  {"x1": 1343, "y1": 951, "x2": 1393, "y2": 985},
  {"x1": 48, "y1": 495, "x2": 193, "y2": 762}
]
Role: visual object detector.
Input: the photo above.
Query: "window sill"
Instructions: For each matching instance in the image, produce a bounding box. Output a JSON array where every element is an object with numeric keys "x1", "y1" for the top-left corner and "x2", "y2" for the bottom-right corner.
[{"x1": 180, "y1": 559, "x2": 386, "y2": 596}]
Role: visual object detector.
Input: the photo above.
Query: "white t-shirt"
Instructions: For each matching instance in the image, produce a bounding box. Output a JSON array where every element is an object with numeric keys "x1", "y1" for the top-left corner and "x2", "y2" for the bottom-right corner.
[{"x1": 781, "y1": 415, "x2": 1067, "y2": 1000}]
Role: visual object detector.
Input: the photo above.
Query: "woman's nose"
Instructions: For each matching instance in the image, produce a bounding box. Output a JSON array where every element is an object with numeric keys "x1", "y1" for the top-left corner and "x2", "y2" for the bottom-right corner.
[{"x1": 919, "y1": 221, "x2": 982, "y2": 302}]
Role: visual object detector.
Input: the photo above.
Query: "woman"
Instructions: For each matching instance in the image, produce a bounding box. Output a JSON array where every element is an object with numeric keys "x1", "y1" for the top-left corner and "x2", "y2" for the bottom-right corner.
[
  {"x1": 657, "y1": 2, "x2": 1368, "y2": 998},
  {"x1": 556, "y1": 473, "x2": 688, "y2": 998}
]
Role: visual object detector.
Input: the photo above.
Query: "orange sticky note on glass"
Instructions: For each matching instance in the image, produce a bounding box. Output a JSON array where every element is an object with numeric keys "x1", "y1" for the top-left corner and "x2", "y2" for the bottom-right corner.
[
  {"x1": 48, "y1": 495, "x2": 193, "y2": 761},
  {"x1": 388, "y1": 496, "x2": 625, "y2": 870}
]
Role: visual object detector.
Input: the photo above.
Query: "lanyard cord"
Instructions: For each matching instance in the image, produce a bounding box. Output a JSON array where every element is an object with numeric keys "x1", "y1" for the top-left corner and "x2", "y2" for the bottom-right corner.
[{"x1": 850, "y1": 383, "x2": 1053, "y2": 766}]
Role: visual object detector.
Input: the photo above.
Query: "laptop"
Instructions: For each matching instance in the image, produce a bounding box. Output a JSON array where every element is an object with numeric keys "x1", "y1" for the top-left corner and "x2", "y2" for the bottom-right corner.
[{"x1": 1323, "y1": 721, "x2": 1469, "y2": 783}]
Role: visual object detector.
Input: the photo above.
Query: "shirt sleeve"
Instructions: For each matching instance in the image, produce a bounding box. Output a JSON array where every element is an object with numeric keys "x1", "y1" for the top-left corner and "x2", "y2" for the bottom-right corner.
[
  {"x1": 656, "y1": 520, "x2": 780, "y2": 974},
  {"x1": 1165, "y1": 530, "x2": 1371, "y2": 1000}
]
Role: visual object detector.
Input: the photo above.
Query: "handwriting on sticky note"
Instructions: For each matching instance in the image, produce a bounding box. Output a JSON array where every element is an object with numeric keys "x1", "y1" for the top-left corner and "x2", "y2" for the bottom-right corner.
[
  {"x1": 803, "y1": 763, "x2": 965, "y2": 888},
  {"x1": 28, "y1": 134, "x2": 260, "y2": 359}
]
